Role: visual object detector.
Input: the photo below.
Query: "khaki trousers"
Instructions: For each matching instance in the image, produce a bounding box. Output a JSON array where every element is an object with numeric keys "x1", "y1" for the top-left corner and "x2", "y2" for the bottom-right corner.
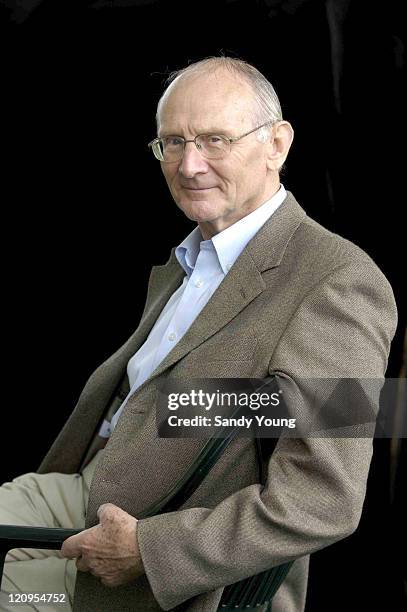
[{"x1": 0, "y1": 451, "x2": 103, "y2": 612}]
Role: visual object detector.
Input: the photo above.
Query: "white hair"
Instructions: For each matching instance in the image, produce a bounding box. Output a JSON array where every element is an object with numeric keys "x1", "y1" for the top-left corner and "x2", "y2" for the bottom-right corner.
[{"x1": 156, "y1": 56, "x2": 283, "y2": 143}]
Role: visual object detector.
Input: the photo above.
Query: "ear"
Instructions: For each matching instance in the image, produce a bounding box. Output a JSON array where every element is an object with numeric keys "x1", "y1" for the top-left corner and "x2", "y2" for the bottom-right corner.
[{"x1": 266, "y1": 121, "x2": 294, "y2": 171}]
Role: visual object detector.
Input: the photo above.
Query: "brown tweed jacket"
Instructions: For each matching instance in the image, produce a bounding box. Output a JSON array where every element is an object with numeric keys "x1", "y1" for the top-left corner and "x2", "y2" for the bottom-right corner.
[{"x1": 38, "y1": 192, "x2": 398, "y2": 611}]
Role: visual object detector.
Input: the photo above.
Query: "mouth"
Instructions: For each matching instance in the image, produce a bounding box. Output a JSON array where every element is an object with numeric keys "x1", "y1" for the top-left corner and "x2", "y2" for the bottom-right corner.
[{"x1": 184, "y1": 187, "x2": 214, "y2": 191}]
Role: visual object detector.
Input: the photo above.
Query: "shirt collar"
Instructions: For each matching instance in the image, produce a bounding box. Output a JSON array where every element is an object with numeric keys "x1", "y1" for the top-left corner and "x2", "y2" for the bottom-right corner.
[
  {"x1": 175, "y1": 225, "x2": 203, "y2": 277},
  {"x1": 175, "y1": 184, "x2": 287, "y2": 276}
]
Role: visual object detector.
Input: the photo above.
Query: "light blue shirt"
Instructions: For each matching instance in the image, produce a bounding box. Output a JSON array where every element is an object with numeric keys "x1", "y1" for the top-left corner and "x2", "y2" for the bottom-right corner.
[{"x1": 104, "y1": 185, "x2": 287, "y2": 436}]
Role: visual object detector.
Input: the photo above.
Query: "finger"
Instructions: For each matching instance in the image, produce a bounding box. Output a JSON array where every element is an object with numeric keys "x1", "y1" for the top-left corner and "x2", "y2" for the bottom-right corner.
[
  {"x1": 75, "y1": 555, "x2": 91, "y2": 573},
  {"x1": 61, "y1": 532, "x2": 85, "y2": 559},
  {"x1": 100, "y1": 576, "x2": 119, "y2": 588},
  {"x1": 97, "y1": 503, "x2": 119, "y2": 521}
]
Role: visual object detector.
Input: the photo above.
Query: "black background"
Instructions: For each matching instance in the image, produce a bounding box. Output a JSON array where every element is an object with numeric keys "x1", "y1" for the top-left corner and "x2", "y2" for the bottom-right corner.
[{"x1": 2, "y1": 1, "x2": 406, "y2": 610}]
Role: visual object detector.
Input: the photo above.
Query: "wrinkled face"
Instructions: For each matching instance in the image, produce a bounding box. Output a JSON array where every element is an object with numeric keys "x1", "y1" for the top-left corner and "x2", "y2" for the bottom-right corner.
[{"x1": 157, "y1": 70, "x2": 277, "y2": 237}]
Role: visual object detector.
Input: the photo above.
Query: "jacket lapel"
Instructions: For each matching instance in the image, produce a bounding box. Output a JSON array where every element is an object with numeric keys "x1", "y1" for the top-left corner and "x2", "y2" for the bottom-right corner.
[{"x1": 149, "y1": 248, "x2": 265, "y2": 378}]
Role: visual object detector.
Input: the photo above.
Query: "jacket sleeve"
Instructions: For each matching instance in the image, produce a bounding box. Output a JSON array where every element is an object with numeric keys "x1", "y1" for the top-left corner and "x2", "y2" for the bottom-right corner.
[{"x1": 136, "y1": 260, "x2": 398, "y2": 610}]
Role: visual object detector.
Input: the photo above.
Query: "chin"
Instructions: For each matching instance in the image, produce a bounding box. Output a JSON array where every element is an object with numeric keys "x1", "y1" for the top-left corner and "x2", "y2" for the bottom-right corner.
[{"x1": 178, "y1": 197, "x2": 220, "y2": 223}]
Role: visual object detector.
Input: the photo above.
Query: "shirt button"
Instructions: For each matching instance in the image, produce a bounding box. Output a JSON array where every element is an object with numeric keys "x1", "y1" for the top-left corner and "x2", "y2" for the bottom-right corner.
[
  {"x1": 168, "y1": 332, "x2": 177, "y2": 341},
  {"x1": 194, "y1": 279, "x2": 203, "y2": 288},
  {"x1": 226, "y1": 263, "x2": 232, "y2": 271}
]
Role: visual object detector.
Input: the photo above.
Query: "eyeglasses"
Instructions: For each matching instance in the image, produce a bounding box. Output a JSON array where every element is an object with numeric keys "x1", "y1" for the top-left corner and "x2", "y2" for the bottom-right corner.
[{"x1": 148, "y1": 121, "x2": 274, "y2": 162}]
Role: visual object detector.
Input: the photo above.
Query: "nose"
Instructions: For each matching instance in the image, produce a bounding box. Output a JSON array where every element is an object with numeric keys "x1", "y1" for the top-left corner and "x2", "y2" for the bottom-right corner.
[{"x1": 178, "y1": 141, "x2": 209, "y2": 178}]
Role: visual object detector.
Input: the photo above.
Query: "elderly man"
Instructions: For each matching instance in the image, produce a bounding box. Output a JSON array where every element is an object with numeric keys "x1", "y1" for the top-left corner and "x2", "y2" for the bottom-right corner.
[{"x1": 0, "y1": 57, "x2": 397, "y2": 612}]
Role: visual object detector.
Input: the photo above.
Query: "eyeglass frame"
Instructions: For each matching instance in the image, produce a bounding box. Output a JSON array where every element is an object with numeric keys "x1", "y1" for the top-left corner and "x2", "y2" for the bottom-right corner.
[{"x1": 147, "y1": 121, "x2": 275, "y2": 162}]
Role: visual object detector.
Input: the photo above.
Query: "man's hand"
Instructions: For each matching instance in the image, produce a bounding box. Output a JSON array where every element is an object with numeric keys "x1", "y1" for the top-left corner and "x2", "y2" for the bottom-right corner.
[{"x1": 61, "y1": 503, "x2": 144, "y2": 588}]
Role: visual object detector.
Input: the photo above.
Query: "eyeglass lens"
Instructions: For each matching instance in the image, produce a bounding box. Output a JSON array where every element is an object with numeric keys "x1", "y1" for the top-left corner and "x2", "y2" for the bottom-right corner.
[{"x1": 157, "y1": 135, "x2": 230, "y2": 161}]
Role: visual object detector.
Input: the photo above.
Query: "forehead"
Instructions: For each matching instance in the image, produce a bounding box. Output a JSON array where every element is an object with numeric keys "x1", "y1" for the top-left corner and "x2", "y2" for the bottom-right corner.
[{"x1": 158, "y1": 70, "x2": 255, "y2": 135}]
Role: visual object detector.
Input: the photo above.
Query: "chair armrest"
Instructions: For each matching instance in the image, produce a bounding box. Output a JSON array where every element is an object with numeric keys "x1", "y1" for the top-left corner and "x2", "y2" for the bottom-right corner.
[{"x1": 0, "y1": 525, "x2": 82, "y2": 588}]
